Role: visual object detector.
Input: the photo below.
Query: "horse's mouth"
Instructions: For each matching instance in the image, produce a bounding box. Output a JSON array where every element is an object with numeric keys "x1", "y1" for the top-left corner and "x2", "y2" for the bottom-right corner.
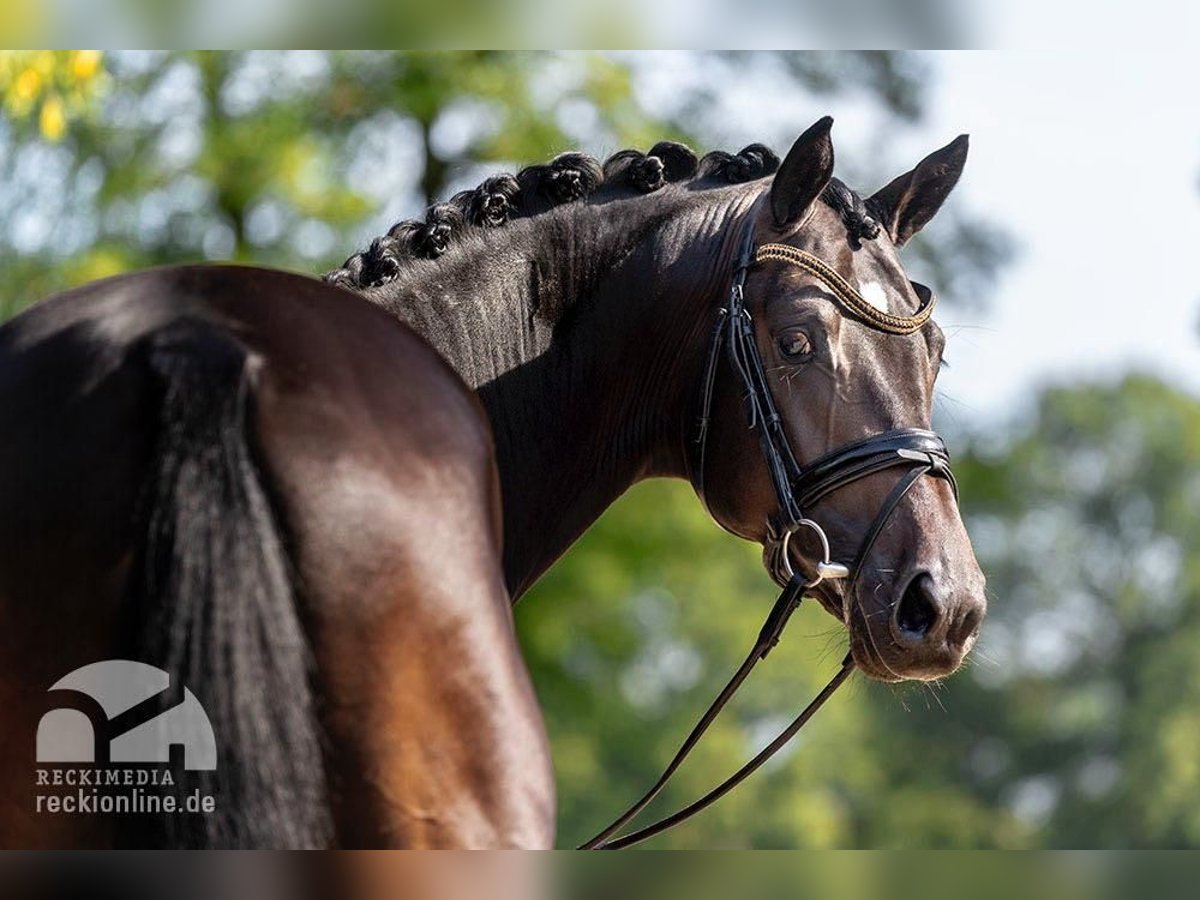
[
  {"x1": 764, "y1": 550, "x2": 966, "y2": 683},
  {"x1": 811, "y1": 579, "x2": 960, "y2": 683},
  {"x1": 846, "y1": 630, "x2": 906, "y2": 683}
]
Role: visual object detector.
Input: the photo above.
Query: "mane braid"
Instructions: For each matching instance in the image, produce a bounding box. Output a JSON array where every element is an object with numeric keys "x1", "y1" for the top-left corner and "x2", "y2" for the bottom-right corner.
[
  {"x1": 326, "y1": 140, "x2": 795, "y2": 292},
  {"x1": 324, "y1": 142, "x2": 879, "y2": 292},
  {"x1": 821, "y1": 178, "x2": 880, "y2": 245}
]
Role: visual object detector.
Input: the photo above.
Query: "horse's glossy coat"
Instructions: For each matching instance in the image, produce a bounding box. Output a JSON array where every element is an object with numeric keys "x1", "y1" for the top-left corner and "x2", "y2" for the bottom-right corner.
[
  {"x1": 0, "y1": 268, "x2": 553, "y2": 847},
  {"x1": 0, "y1": 121, "x2": 984, "y2": 847}
]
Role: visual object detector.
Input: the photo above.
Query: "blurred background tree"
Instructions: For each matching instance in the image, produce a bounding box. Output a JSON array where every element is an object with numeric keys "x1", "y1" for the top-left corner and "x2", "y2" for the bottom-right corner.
[
  {"x1": 0, "y1": 51, "x2": 1007, "y2": 318},
  {"x1": 2, "y1": 51, "x2": 1195, "y2": 848}
]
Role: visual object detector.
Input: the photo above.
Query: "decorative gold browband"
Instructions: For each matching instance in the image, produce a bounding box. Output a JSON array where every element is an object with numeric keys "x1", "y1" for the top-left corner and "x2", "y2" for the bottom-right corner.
[{"x1": 754, "y1": 243, "x2": 936, "y2": 336}]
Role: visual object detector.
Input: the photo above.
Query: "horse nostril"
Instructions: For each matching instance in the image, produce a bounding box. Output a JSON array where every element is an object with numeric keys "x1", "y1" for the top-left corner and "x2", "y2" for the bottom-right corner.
[
  {"x1": 895, "y1": 574, "x2": 940, "y2": 641},
  {"x1": 949, "y1": 603, "x2": 984, "y2": 649}
]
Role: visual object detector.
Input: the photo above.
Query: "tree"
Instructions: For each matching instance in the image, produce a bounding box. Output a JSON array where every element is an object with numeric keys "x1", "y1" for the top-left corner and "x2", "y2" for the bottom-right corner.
[
  {"x1": 522, "y1": 373, "x2": 1200, "y2": 848},
  {"x1": 0, "y1": 51, "x2": 1009, "y2": 319},
  {"x1": 946, "y1": 375, "x2": 1200, "y2": 846},
  {"x1": 1, "y1": 51, "x2": 1034, "y2": 848}
]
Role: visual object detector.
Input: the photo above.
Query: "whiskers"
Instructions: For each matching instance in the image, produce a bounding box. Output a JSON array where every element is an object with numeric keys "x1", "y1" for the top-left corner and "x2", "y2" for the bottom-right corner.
[
  {"x1": 963, "y1": 643, "x2": 999, "y2": 670},
  {"x1": 813, "y1": 630, "x2": 848, "y2": 670},
  {"x1": 862, "y1": 581, "x2": 899, "y2": 623},
  {"x1": 959, "y1": 585, "x2": 1000, "y2": 671},
  {"x1": 921, "y1": 680, "x2": 949, "y2": 713},
  {"x1": 850, "y1": 579, "x2": 907, "y2": 682}
]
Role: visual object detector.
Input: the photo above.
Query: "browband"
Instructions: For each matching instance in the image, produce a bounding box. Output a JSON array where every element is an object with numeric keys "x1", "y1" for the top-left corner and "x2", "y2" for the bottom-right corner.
[{"x1": 755, "y1": 242, "x2": 935, "y2": 335}]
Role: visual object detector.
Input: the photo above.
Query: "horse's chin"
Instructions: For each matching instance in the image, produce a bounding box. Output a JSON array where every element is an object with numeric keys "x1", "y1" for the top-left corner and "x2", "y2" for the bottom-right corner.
[
  {"x1": 764, "y1": 557, "x2": 961, "y2": 683},
  {"x1": 806, "y1": 585, "x2": 904, "y2": 683},
  {"x1": 843, "y1": 594, "x2": 970, "y2": 683},
  {"x1": 798, "y1": 581, "x2": 932, "y2": 683},
  {"x1": 846, "y1": 632, "x2": 907, "y2": 683}
]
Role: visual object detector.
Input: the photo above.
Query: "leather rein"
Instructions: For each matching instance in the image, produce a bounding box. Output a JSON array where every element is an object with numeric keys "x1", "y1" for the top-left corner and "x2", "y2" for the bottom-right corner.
[{"x1": 580, "y1": 204, "x2": 958, "y2": 850}]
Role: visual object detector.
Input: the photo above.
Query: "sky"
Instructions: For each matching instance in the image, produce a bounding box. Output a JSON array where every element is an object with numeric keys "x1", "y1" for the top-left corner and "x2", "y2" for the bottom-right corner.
[
  {"x1": 633, "y1": 49, "x2": 1199, "y2": 432},
  {"x1": 9, "y1": 50, "x2": 1195, "y2": 436},
  {"x1": 976, "y1": 0, "x2": 1200, "y2": 50},
  {"x1": 924, "y1": 51, "x2": 1200, "y2": 428}
]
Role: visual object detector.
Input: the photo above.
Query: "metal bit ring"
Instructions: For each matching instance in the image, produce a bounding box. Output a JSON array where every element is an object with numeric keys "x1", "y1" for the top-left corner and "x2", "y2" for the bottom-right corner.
[{"x1": 779, "y1": 518, "x2": 850, "y2": 588}]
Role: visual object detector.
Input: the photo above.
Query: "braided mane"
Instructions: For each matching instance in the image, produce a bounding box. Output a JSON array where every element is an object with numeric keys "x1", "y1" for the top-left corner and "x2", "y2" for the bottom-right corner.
[{"x1": 325, "y1": 140, "x2": 879, "y2": 290}]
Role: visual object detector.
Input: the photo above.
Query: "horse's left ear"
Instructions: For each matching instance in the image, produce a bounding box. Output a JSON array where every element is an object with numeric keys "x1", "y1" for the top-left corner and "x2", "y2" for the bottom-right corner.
[
  {"x1": 868, "y1": 135, "x2": 969, "y2": 246},
  {"x1": 770, "y1": 116, "x2": 835, "y2": 228}
]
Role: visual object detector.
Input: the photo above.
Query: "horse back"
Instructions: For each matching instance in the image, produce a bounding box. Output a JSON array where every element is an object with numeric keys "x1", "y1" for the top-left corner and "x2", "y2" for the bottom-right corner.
[
  {"x1": 0, "y1": 265, "x2": 513, "y2": 847},
  {"x1": 0, "y1": 264, "x2": 494, "y2": 614}
]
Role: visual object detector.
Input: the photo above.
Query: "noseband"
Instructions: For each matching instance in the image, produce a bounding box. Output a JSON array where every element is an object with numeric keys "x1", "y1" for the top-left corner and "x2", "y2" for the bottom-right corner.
[{"x1": 581, "y1": 206, "x2": 958, "y2": 849}]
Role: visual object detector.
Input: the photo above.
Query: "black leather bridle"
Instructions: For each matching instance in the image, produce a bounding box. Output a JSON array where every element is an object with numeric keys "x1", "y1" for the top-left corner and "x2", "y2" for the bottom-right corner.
[{"x1": 580, "y1": 206, "x2": 959, "y2": 850}]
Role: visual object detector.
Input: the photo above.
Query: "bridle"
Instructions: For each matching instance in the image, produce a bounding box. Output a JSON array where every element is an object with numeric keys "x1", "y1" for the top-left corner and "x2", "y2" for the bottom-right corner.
[{"x1": 580, "y1": 201, "x2": 959, "y2": 849}]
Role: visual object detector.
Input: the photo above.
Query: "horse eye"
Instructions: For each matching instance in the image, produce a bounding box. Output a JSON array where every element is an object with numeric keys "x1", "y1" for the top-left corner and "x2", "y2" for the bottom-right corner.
[{"x1": 778, "y1": 332, "x2": 813, "y2": 360}]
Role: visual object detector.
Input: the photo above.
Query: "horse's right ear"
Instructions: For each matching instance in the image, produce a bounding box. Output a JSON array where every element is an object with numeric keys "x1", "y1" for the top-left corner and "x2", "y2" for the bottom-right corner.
[
  {"x1": 867, "y1": 135, "x2": 969, "y2": 246},
  {"x1": 770, "y1": 117, "x2": 835, "y2": 228}
]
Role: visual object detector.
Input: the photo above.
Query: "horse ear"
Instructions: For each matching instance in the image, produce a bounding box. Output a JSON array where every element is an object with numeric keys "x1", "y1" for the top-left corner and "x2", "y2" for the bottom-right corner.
[
  {"x1": 868, "y1": 135, "x2": 969, "y2": 246},
  {"x1": 770, "y1": 116, "x2": 835, "y2": 228}
]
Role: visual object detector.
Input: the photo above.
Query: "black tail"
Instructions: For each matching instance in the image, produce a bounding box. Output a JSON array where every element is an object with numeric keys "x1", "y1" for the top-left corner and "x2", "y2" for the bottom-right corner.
[{"x1": 126, "y1": 318, "x2": 331, "y2": 848}]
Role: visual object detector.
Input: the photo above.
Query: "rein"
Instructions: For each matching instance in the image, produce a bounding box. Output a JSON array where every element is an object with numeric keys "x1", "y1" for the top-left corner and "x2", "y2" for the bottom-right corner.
[{"x1": 580, "y1": 205, "x2": 957, "y2": 850}]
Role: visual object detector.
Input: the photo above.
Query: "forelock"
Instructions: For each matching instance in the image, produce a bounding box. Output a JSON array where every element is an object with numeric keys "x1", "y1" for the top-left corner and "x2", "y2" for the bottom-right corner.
[{"x1": 820, "y1": 178, "x2": 881, "y2": 246}]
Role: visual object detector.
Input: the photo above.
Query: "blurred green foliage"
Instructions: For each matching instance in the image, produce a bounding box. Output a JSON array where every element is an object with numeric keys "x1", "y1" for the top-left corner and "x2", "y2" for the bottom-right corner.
[
  {"x1": 0, "y1": 51, "x2": 686, "y2": 317},
  {"x1": 0, "y1": 51, "x2": 1008, "y2": 319},
  {"x1": 524, "y1": 375, "x2": 1200, "y2": 848},
  {"x1": 2, "y1": 51, "x2": 1194, "y2": 848}
]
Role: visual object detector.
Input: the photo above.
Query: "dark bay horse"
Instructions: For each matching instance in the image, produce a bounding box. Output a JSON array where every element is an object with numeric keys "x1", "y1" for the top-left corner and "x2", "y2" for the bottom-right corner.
[{"x1": 0, "y1": 118, "x2": 985, "y2": 848}]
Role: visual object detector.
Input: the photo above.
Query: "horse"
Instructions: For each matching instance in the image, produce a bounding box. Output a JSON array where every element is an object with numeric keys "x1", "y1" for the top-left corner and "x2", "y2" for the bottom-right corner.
[{"x1": 0, "y1": 117, "x2": 985, "y2": 848}]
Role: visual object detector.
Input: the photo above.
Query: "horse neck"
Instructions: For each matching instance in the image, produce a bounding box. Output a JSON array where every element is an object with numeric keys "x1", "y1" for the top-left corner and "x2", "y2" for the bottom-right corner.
[{"x1": 374, "y1": 185, "x2": 757, "y2": 596}]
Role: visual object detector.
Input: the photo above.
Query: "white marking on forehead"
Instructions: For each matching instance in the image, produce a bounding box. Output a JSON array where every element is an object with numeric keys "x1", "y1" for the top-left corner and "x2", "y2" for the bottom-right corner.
[{"x1": 859, "y1": 281, "x2": 889, "y2": 313}]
